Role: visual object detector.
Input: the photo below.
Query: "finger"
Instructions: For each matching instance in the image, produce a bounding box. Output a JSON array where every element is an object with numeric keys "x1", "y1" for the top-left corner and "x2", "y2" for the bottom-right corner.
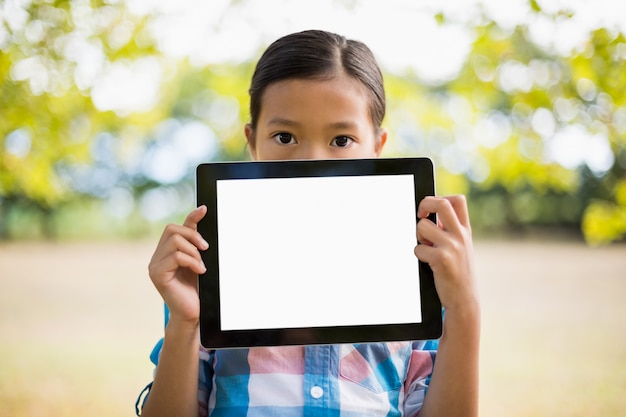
[
  {"x1": 183, "y1": 205, "x2": 208, "y2": 230},
  {"x1": 417, "y1": 217, "x2": 445, "y2": 247},
  {"x1": 150, "y1": 248, "x2": 206, "y2": 280},
  {"x1": 152, "y1": 229, "x2": 205, "y2": 272},
  {"x1": 170, "y1": 232, "x2": 205, "y2": 261},
  {"x1": 445, "y1": 195, "x2": 470, "y2": 228},
  {"x1": 413, "y1": 241, "x2": 438, "y2": 266},
  {"x1": 159, "y1": 223, "x2": 209, "y2": 252},
  {"x1": 418, "y1": 196, "x2": 462, "y2": 235},
  {"x1": 153, "y1": 233, "x2": 207, "y2": 272},
  {"x1": 156, "y1": 206, "x2": 209, "y2": 250},
  {"x1": 172, "y1": 249, "x2": 206, "y2": 274},
  {"x1": 160, "y1": 232, "x2": 206, "y2": 265}
]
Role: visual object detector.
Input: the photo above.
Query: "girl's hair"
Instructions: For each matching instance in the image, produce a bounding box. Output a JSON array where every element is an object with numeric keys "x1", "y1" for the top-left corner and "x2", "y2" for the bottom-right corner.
[{"x1": 248, "y1": 30, "x2": 385, "y2": 134}]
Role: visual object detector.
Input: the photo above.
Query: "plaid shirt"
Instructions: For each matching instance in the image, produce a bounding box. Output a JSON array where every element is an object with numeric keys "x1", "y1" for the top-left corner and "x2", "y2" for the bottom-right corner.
[
  {"x1": 139, "y1": 340, "x2": 437, "y2": 416},
  {"x1": 197, "y1": 342, "x2": 437, "y2": 417},
  {"x1": 137, "y1": 307, "x2": 438, "y2": 416}
]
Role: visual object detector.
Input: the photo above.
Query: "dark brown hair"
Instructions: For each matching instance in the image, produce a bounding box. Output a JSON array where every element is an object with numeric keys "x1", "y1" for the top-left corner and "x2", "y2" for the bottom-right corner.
[{"x1": 248, "y1": 30, "x2": 385, "y2": 135}]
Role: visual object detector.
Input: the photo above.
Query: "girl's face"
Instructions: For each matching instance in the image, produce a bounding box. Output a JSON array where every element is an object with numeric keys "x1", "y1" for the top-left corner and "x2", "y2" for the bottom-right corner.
[{"x1": 246, "y1": 73, "x2": 387, "y2": 161}]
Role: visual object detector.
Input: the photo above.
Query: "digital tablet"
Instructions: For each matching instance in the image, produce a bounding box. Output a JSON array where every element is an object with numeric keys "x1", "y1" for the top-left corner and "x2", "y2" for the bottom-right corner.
[{"x1": 196, "y1": 157, "x2": 441, "y2": 349}]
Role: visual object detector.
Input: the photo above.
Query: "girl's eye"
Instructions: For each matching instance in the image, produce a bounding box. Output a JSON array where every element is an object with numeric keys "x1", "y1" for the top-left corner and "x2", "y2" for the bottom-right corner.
[
  {"x1": 331, "y1": 136, "x2": 353, "y2": 147},
  {"x1": 273, "y1": 133, "x2": 296, "y2": 145}
]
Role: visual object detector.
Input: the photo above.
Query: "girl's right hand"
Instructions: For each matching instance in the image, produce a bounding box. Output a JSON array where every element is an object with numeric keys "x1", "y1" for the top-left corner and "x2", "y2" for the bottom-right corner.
[{"x1": 148, "y1": 205, "x2": 209, "y2": 325}]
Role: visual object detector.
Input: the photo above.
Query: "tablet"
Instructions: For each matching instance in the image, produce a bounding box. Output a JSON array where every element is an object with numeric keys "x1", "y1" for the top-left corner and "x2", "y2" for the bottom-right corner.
[{"x1": 196, "y1": 157, "x2": 441, "y2": 349}]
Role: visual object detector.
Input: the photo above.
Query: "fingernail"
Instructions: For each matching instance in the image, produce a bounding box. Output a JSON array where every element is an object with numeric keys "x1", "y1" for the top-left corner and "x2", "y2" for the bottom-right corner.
[{"x1": 200, "y1": 239, "x2": 209, "y2": 250}]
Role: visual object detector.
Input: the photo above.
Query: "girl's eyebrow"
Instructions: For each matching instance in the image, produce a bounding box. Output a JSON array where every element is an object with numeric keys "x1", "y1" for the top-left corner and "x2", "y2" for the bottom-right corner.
[
  {"x1": 267, "y1": 118, "x2": 358, "y2": 130},
  {"x1": 267, "y1": 118, "x2": 299, "y2": 127},
  {"x1": 327, "y1": 121, "x2": 358, "y2": 130}
]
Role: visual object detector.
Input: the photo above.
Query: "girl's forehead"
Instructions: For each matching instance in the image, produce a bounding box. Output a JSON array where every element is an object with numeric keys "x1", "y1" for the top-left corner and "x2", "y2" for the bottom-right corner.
[
  {"x1": 259, "y1": 75, "x2": 373, "y2": 122},
  {"x1": 267, "y1": 73, "x2": 369, "y2": 95}
]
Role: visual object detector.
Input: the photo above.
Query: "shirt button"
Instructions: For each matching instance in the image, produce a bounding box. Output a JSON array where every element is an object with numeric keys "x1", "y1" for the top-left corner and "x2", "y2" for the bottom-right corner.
[{"x1": 310, "y1": 386, "x2": 324, "y2": 399}]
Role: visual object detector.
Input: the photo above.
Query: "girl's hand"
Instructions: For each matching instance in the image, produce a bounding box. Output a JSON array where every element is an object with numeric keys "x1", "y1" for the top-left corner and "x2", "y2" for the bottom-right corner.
[
  {"x1": 148, "y1": 206, "x2": 209, "y2": 324},
  {"x1": 413, "y1": 195, "x2": 480, "y2": 417},
  {"x1": 414, "y1": 195, "x2": 477, "y2": 313}
]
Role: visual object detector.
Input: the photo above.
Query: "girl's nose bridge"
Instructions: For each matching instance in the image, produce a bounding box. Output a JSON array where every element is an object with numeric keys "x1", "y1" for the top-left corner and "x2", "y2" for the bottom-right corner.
[{"x1": 299, "y1": 140, "x2": 330, "y2": 160}]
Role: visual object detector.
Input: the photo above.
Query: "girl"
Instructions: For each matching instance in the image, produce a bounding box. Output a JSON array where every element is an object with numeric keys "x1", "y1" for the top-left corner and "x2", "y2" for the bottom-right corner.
[{"x1": 138, "y1": 30, "x2": 479, "y2": 417}]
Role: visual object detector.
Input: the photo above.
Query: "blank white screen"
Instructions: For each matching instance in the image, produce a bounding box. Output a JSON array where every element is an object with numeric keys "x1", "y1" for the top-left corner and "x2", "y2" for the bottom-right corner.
[{"x1": 216, "y1": 174, "x2": 421, "y2": 331}]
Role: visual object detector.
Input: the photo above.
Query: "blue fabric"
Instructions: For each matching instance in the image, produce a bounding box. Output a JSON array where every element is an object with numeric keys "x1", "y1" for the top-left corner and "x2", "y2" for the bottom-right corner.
[{"x1": 138, "y1": 304, "x2": 440, "y2": 417}]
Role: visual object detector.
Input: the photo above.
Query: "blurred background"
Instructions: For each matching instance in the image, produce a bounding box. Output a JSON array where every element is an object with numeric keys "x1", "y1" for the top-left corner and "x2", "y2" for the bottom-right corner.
[
  {"x1": 2, "y1": 0, "x2": 626, "y2": 243},
  {"x1": 1, "y1": 0, "x2": 625, "y2": 416}
]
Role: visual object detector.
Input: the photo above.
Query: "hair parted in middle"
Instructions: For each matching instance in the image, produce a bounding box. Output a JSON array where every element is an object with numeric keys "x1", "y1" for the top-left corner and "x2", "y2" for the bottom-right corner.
[{"x1": 248, "y1": 30, "x2": 386, "y2": 135}]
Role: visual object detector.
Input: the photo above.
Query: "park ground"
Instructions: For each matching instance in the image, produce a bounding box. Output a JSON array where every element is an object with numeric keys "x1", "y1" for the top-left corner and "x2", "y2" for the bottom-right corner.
[{"x1": 0, "y1": 238, "x2": 625, "y2": 416}]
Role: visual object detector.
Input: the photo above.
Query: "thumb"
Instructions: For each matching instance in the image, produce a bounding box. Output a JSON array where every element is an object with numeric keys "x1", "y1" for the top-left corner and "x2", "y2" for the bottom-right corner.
[{"x1": 183, "y1": 205, "x2": 207, "y2": 230}]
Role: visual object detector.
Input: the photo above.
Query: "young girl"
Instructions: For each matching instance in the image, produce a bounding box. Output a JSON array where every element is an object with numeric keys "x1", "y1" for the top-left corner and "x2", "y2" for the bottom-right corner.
[{"x1": 138, "y1": 30, "x2": 479, "y2": 417}]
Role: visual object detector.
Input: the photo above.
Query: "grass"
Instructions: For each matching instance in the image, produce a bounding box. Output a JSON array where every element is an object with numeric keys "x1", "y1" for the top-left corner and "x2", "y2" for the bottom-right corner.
[{"x1": 1, "y1": 239, "x2": 625, "y2": 416}]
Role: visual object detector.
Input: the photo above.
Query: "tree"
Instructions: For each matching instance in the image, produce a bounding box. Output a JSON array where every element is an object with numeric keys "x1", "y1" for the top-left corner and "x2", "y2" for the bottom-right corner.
[
  {"x1": 1, "y1": 0, "x2": 624, "y2": 244},
  {"x1": 383, "y1": 10, "x2": 626, "y2": 243},
  {"x1": 0, "y1": 0, "x2": 164, "y2": 237}
]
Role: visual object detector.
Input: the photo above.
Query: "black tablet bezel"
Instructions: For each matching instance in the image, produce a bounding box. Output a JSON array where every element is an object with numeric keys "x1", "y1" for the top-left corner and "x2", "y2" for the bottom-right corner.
[{"x1": 196, "y1": 157, "x2": 441, "y2": 349}]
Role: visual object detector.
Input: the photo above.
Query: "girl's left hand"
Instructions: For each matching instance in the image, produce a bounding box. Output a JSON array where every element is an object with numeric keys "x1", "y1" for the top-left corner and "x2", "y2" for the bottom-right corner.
[{"x1": 414, "y1": 195, "x2": 477, "y2": 312}]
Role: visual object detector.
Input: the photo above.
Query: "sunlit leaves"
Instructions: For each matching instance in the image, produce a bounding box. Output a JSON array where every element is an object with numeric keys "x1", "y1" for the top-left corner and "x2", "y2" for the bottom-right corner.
[
  {"x1": 369, "y1": 12, "x2": 626, "y2": 244},
  {"x1": 0, "y1": 0, "x2": 163, "y2": 237},
  {"x1": 1, "y1": 1, "x2": 625, "y2": 243},
  {"x1": 582, "y1": 188, "x2": 626, "y2": 246}
]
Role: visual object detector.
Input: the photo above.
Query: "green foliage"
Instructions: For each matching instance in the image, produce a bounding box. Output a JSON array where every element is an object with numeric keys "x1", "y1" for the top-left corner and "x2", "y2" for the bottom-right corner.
[
  {"x1": 1, "y1": 1, "x2": 625, "y2": 244},
  {"x1": 583, "y1": 179, "x2": 626, "y2": 245},
  {"x1": 436, "y1": 20, "x2": 626, "y2": 242},
  {"x1": 0, "y1": 0, "x2": 163, "y2": 237}
]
